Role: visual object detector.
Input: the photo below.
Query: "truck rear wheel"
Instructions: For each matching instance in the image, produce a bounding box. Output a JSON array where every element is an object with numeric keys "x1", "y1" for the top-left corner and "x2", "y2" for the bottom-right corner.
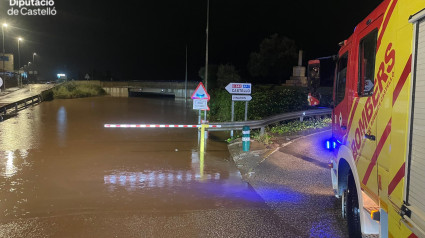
[{"x1": 346, "y1": 173, "x2": 361, "y2": 238}]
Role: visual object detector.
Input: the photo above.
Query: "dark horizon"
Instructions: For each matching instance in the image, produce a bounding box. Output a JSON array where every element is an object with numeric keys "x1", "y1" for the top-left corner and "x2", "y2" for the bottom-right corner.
[{"x1": 0, "y1": 0, "x2": 383, "y2": 82}]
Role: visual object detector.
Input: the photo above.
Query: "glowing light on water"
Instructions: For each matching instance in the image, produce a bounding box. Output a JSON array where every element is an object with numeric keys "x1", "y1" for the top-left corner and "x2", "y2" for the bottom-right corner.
[
  {"x1": 4, "y1": 151, "x2": 17, "y2": 177},
  {"x1": 104, "y1": 170, "x2": 221, "y2": 190},
  {"x1": 56, "y1": 106, "x2": 67, "y2": 147}
]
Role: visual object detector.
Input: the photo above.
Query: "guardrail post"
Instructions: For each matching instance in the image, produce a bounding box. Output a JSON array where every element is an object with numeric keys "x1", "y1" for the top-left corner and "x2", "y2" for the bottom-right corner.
[
  {"x1": 24, "y1": 99, "x2": 27, "y2": 108},
  {"x1": 15, "y1": 103, "x2": 18, "y2": 112},
  {"x1": 300, "y1": 111, "x2": 306, "y2": 122},
  {"x1": 260, "y1": 127, "x2": 265, "y2": 136},
  {"x1": 242, "y1": 126, "x2": 250, "y2": 151}
]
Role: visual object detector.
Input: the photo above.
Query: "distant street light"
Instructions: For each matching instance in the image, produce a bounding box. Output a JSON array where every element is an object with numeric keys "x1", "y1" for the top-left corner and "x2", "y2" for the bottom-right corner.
[
  {"x1": 18, "y1": 37, "x2": 22, "y2": 87},
  {"x1": 32, "y1": 53, "x2": 37, "y2": 82},
  {"x1": 1, "y1": 23, "x2": 8, "y2": 90}
]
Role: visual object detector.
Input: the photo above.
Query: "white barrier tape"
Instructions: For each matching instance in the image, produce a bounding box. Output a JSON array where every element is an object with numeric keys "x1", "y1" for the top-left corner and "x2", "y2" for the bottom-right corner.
[
  {"x1": 242, "y1": 137, "x2": 251, "y2": 142},
  {"x1": 104, "y1": 124, "x2": 221, "y2": 128}
]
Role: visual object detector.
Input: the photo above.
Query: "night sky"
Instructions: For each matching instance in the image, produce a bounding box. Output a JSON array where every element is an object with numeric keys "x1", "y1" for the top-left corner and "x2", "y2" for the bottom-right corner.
[{"x1": 0, "y1": 0, "x2": 383, "y2": 82}]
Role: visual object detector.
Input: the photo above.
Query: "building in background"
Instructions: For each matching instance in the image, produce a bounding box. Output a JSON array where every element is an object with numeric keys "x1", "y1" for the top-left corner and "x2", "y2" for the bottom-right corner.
[{"x1": 0, "y1": 53, "x2": 14, "y2": 73}]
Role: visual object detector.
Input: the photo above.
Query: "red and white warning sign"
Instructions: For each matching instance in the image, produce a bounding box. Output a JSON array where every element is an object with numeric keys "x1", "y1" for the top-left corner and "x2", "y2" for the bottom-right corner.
[
  {"x1": 191, "y1": 82, "x2": 210, "y2": 100},
  {"x1": 192, "y1": 82, "x2": 210, "y2": 110}
]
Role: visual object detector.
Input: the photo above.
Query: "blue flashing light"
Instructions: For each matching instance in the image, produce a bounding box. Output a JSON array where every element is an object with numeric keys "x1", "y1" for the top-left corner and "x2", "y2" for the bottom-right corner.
[{"x1": 325, "y1": 138, "x2": 340, "y2": 151}]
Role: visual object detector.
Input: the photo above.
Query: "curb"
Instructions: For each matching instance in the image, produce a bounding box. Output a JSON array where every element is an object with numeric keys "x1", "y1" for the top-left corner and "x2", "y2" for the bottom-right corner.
[{"x1": 227, "y1": 128, "x2": 331, "y2": 180}]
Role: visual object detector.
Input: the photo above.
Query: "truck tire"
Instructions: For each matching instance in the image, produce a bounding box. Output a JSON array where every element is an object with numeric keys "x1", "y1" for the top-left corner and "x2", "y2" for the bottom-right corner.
[
  {"x1": 347, "y1": 173, "x2": 361, "y2": 238},
  {"x1": 342, "y1": 189, "x2": 347, "y2": 219}
]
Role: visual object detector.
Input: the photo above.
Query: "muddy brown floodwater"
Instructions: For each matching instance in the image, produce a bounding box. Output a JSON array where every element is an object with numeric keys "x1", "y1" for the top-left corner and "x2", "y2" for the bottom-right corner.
[{"x1": 0, "y1": 97, "x2": 286, "y2": 237}]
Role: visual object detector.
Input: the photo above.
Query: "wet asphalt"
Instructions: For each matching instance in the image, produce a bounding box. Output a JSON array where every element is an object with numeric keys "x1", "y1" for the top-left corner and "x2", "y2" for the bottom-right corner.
[{"x1": 229, "y1": 130, "x2": 349, "y2": 237}]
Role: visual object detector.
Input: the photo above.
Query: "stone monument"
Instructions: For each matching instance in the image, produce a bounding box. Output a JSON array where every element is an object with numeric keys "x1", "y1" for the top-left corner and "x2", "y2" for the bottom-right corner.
[{"x1": 285, "y1": 50, "x2": 308, "y2": 87}]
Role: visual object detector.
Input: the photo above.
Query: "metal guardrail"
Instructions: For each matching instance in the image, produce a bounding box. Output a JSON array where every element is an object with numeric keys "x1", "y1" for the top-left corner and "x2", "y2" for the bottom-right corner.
[
  {"x1": 209, "y1": 108, "x2": 332, "y2": 134},
  {"x1": 0, "y1": 95, "x2": 42, "y2": 121}
]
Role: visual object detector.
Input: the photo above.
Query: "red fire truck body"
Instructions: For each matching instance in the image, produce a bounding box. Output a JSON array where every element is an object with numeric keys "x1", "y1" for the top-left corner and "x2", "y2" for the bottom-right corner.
[{"x1": 330, "y1": 0, "x2": 425, "y2": 237}]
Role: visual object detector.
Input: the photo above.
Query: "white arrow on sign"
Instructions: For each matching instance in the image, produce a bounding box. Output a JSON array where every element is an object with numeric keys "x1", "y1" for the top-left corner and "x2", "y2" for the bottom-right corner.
[
  {"x1": 232, "y1": 95, "x2": 252, "y2": 101},
  {"x1": 225, "y1": 83, "x2": 251, "y2": 94}
]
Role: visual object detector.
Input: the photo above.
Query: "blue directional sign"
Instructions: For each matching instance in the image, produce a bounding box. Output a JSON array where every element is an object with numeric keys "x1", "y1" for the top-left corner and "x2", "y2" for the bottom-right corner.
[{"x1": 225, "y1": 83, "x2": 252, "y2": 94}]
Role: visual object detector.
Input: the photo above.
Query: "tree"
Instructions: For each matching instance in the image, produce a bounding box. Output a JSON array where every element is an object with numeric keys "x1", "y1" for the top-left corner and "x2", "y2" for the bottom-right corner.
[
  {"x1": 248, "y1": 34, "x2": 298, "y2": 84},
  {"x1": 216, "y1": 64, "x2": 240, "y2": 87},
  {"x1": 198, "y1": 64, "x2": 218, "y2": 89}
]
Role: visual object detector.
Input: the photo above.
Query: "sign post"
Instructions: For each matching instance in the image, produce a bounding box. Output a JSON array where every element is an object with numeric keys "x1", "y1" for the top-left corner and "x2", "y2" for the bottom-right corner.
[
  {"x1": 225, "y1": 83, "x2": 252, "y2": 137},
  {"x1": 192, "y1": 82, "x2": 210, "y2": 150}
]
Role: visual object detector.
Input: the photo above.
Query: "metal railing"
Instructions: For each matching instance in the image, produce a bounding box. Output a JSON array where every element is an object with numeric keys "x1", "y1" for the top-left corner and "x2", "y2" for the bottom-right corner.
[
  {"x1": 0, "y1": 95, "x2": 42, "y2": 121},
  {"x1": 209, "y1": 108, "x2": 332, "y2": 134}
]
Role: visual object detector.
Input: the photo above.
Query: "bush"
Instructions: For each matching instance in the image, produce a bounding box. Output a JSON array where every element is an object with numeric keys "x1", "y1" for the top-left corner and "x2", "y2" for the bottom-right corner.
[
  {"x1": 53, "y1": 82, "x2": 106, "y2": 99},
  {"x1": 40, "y1": 89, "x2": 54, "y2": 101},
  {"x1": 269, "y1": 117, "x2": 331, "y2": 135},
  {"x1": 209, "y1": 86, "x2": 309, "y2": 121}
]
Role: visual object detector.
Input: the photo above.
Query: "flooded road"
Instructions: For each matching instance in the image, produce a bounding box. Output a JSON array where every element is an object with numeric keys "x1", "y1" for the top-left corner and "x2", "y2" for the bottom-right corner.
[{"x1": 0, "y1": 97, "x2": 286, "y2": 237}]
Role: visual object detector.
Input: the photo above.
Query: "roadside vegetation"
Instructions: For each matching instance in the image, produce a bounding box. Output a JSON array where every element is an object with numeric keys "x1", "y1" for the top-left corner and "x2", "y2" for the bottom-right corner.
[
  {"x1": 227, "y1": 117, "x2": 332, "y2": 144},
  {"x1": 209, "y1": 85, "x2": 332, "y2": 122},
  {"x1": 210, "y1": 86, "x2": 307, "y2": 122},
  {"x1": 268, "y1": 117, "x2": 332, "y2": 135},
  {"x1": 52, "y1": 81, "x2": 106, "y2": 99}
]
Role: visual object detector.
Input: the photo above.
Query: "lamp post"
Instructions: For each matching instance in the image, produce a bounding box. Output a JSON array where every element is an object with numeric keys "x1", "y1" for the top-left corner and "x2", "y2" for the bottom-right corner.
[
  {"x1": 32, "y1": 53, "x2": 37, "y2": 82},
  {"x1": 18, "y1": 37, "x2": 22, "y2": 87},
  {"x1": 203, "y1": 0, "x2": 210, "y2": 121},
  {"x1": 1, "y1": 23, "x2": 7, "y2": 90}
]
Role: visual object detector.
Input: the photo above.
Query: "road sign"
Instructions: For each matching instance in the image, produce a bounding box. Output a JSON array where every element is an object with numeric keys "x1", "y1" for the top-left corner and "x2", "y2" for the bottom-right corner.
[
  {"x1": 232, "y1": 95, "x2": 252, "y2": 101},
  {"x1": 193, "y1": 99, "x2": 209, "y2": 110},
  {"x1": 85, "y1": 73, "x2": 90, "y2": 80},
  {"x1": 191, "y1": 82, "x2": 210, "y2": 100},
  {"x1": 0, "y1": 77, "x2": 3, "y2": 87},
  {"x1": 225, "y1": 83, "x2": 251, "y2": 94}
]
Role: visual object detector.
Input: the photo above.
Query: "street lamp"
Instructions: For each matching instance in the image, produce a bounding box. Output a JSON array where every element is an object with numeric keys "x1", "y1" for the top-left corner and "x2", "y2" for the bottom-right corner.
[
  {"x1": 32, "y1": 53, "x2": 37, "y2": 82},
  {"x1": 1, "y1": 23, "x2": 8, "y2": 90},
  {"x1": 18, "y1": 37, "x2": 22, "y2": 87},
  {"x1": 203, "y1": 0, "x2": 210, "y2": 121}
]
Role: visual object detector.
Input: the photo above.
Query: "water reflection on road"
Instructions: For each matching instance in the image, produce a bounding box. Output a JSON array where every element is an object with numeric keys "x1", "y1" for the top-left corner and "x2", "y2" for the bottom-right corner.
[{"x1": 0, "y1": 97, "x2": 264, "y2": 223}]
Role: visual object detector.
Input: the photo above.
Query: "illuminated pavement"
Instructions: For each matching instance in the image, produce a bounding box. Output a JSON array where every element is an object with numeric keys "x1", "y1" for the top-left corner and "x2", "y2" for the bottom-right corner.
[
  {"x1": 0, "y1": 84, "x2": 55, "y2": 106},
  {"x1": 230, "y1": 130, "x2": 349, "y2": 237}
]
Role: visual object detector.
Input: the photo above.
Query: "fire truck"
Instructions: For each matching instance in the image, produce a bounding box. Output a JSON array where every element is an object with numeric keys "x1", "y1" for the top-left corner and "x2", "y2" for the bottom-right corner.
[
  {"x1": 329, "y1": 0, "x2": 425, "y2": 237},
  {"x1": 307, "y1": 56, "x2": 336, "y2": 106}
]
